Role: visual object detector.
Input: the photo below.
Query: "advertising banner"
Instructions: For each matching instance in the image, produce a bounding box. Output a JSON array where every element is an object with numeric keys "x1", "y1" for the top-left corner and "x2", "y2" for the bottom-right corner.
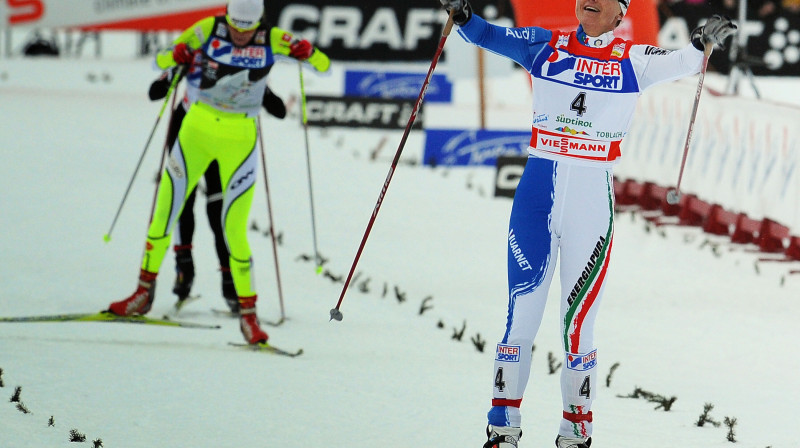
[
  {"x1": 494, "y1": 155, "x2": 528, "y2": 198},
  {"x1": 344, "y1": 70, "x2": 452, "y2": 103},
  {"x1": 658, "y1": 1, "x2": 800, "y2": 77},
  {"x1": 266, "y1": 0, "x2": 444, "y2": 62},
  {"x1": 423, "y1": 129, "x2": 530, "y2": 167},
  {"x1": 305, "y1": 95, "x2": 423, "y2": 130},
  {"x1": 1, "y1": 0, "x2": 225, "y2": 30},
  {"x1": 266, "y1": 0, "x2": 514, "y2": 61},
  {"x1": 509, "y1": 0, "x2": 660, "y2": 44},
  {"x1": 618, "y1": 80, "x2": 800, "y2": 230}
]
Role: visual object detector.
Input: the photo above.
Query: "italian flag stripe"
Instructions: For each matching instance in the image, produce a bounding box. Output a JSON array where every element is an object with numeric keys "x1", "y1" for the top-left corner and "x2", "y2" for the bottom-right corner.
[{"x1": 563, "y1": 175, "x2": 615, "y2": 352}]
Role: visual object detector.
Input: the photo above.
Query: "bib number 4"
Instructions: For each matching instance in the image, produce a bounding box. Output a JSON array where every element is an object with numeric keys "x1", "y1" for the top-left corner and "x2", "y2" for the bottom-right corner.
[{"x1": 570, "y1": 92, "x2": 588, "y2": 116}]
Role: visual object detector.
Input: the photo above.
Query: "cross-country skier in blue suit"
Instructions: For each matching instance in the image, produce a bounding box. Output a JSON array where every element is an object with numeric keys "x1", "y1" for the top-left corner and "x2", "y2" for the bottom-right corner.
[{"x1": 436, "y1": 0, "x2": 737, "y2": 446}]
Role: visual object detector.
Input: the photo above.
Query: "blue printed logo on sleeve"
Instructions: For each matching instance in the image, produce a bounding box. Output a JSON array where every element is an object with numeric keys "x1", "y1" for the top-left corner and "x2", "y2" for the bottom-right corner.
[
  {"x1": 496, "y1": 344, "x2": 521, "y2": 362},
  {"x1": 566, "y1": 349, "x2": 597, "y2": 371}
]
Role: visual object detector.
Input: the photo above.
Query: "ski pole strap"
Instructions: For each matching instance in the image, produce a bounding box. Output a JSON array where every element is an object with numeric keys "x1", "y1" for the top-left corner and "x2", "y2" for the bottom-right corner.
[{"x1": 563, "y1": 410, "x2": 593, "y2": 423}]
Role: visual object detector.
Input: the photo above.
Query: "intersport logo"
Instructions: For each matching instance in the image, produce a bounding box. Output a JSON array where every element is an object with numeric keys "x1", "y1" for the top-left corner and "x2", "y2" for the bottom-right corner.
[
  {"x1": 545, "y1": 51, "x2": 624, "y2": 91},
  {"x1": 208, "y1": 39, "x2": 267, "y2": 68}
]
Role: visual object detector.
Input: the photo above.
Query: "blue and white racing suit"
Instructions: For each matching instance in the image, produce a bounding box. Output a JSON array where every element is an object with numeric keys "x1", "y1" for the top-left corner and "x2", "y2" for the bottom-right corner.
[{"x1": 455, "y1": 14, "x2": 704, "y2": 439}]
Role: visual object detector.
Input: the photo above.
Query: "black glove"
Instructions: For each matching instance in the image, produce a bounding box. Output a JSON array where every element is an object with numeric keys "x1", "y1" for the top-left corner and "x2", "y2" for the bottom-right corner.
[
  {"x1": 262, "y1": 87, "x2": 286, "y2": 119},
  {"x1": 439, "y1": 0, "x2": 472, "y2": 25},
  {"x1": 691, "y1": 15, "x2": 737, "y2": 51},
  {"x1": 148, "y1": 67, "x2": 179, "y2": 101}
]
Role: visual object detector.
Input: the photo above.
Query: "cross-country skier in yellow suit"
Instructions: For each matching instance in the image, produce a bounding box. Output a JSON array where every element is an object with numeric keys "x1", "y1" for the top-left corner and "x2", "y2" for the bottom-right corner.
[{"x1": 108, "y1": 0, "x2": 330, "y2": 344}]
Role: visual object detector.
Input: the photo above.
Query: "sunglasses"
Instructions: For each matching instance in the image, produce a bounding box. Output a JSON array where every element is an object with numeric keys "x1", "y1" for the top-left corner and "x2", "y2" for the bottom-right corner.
[{"x1": 226, "y1": 15, "x2": 260, "y2": 32}]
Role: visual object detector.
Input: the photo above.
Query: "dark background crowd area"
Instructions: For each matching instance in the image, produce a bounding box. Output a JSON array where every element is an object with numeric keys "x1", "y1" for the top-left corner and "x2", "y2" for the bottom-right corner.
[{"x1": 658, "y1": 0, "x2": 800, "y2": 74}]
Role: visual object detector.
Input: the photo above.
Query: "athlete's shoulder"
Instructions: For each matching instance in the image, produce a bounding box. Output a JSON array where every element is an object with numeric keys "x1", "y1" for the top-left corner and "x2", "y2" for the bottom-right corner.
[
  {"x1": 192, "y1": 16, "x2": 219, "y2": 39},
  {"x1": 266, "y1": 26, "x2": 294, "y2": 54}
]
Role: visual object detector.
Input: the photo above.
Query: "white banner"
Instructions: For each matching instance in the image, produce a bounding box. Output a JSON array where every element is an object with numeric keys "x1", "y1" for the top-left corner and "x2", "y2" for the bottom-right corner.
[
  {"x1": 618, "y1": 79, "x2": 800, "y2": 231},
  {"x1": 1, "y1": 0, "x2": 225, "y2": 29}
]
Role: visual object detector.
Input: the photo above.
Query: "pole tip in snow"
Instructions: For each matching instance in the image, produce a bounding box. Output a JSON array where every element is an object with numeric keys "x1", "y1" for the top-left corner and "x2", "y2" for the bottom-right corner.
[
  {"x1": 665, "y1": 189, "x2": 681, "y2": 205},
  {"x1": 329, "y1": 308, "x2": 343, "y2": 322},
  {"x1": 315, "y1": 265, "x2": 323, "y2": 275},
  {"x1": 103, "y1": 234, "x2": 111, "y2": 243}
]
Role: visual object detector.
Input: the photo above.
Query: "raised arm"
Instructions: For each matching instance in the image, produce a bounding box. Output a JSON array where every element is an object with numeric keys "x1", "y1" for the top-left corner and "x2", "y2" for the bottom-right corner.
[{"x1": 439, "y1": 0, "x2": 551, "y2": 72}]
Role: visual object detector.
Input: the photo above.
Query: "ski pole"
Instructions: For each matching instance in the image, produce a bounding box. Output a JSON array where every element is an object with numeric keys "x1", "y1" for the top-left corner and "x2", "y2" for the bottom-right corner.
[
  {"x1": 298, "y1": 60, "x2": 323, "y2": 275},
  {"x1": 103, "y1": 65, "x2": 184, "y2": 242},
  {"x1": 666, "y1": 43, "x2": 714, "y2": 205},
  {"x1": 257, "y1": 114, "x2": 287, "y2": 325},
  {"x1": 147, "y1": 75, "x2": 182, "y2": 225},
  {"x1": 329, "y1": 10, "x2": 455, "y2": 322}
]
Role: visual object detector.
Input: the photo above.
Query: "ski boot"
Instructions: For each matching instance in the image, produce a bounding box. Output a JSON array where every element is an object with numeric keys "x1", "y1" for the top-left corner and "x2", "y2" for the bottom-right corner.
[
  {"x1": 238, "y1": 296, "x2": 268, "y2": 344},
  {"x1": 555, "y1": 436, "x2": 591, "y2": 448},
  {"x1": 108, "y1": 270, "x2": 157, "y2": 316},
  {"x1": 484, "y1": 425, "x2": 522, "y2": 448},
  {"x1": 172, "y1": 245, "x2": 195, "y2": 301}
]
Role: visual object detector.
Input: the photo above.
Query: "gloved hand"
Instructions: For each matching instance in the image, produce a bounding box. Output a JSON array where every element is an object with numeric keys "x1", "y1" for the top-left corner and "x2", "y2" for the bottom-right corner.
[
  {"x1": 439, "y1": 0, "x2": 472, "y2": 25},
  {"x1": 289, "y1": 39, "x2": 313, "y2": 60},
  {"x1": 691, "y1": 15, "x2": 737, "y2": 51},
  {"x1": 148, "y1": 67, "x2": 179, "y2": 101},
  {"x1": 172, "y1": 42, "x2": 194, "y2": 65},
  {"x1": 262, "y1": 87, "x2": 286, "y2": 119}
]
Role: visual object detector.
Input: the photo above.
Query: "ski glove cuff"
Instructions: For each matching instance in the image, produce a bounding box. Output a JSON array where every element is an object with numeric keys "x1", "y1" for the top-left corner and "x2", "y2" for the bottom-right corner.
[
  {"x1": 148, "y1": 67, "x2": 179, "y2": 101},
  {"x1": 262, "y1": 88, "x2": 286, "y2": 119}
]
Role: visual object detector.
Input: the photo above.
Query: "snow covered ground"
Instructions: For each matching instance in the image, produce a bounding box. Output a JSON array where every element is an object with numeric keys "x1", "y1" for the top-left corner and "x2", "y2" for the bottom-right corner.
[{"x1": 1, "y1": 54, "x2": 799, "y2": 448}]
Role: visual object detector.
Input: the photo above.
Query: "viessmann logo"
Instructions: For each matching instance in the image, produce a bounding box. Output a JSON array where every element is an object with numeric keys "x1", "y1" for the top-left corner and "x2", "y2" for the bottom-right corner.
[
  {"x1": 544, "y1": 51, "x2": 624, "y2": 90},
  {"x1": 538, "y1": 135, "x2": 611, "y2": 155}
]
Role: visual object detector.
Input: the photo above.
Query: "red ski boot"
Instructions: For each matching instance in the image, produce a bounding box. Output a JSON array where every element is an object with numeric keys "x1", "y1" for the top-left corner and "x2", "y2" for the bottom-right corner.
[
  {"x1": 239, "y1": 296, "x2": 268, "y2": 344},
  {"x1": 108, "y1": 270, "x2": 157, "y2": 316}
]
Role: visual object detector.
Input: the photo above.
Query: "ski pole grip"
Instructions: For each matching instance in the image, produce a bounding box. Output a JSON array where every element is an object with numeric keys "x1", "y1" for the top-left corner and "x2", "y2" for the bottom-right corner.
[
  {"x1": 702, "y1": 42, "x2": 714, "y2": 57},
  {"x1": 443, "y1": 9, "x2": 455, "y2": 36}
]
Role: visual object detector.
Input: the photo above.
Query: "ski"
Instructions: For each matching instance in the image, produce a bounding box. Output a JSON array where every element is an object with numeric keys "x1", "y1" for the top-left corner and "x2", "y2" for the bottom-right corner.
[
  {"x1": 0, "y1": 311, "x2": 220, "y2": 329},
  {"x1": 164, "y1": 295, "x2": 202, "y2": 318},
  {"x1": 211, "y1": 308, "x2": 238, "y2": 318},
  {"x1": 228, "y1": 342, "x2": 303, "y2": 357},
  {"x1": 211, "y1": 308, "x2": 284, "y2": 327}
]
